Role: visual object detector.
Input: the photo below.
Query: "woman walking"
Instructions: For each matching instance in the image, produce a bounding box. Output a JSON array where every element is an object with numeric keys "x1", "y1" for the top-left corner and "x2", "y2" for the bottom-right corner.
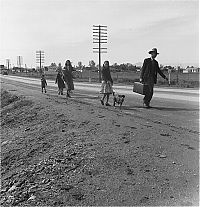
[
  {"x1": 100, "y1": 61, "x2": 113, "y2": 106},
  {"x1": 63, "y1": 60, "x2": 74, "y2": 98},
  {"x1": 55, "y1": 63, "x2": 65, "y2": 95}
]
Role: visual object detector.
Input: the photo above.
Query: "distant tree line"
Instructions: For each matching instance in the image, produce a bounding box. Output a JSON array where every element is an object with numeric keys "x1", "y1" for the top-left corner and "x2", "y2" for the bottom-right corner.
[{"x1": 4, "y1": 60, "x2": 198, "y2": 74}]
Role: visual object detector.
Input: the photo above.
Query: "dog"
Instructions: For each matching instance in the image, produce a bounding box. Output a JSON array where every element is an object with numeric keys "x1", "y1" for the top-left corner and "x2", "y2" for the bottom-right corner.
[{"x1": 113, "y1": 92, "x2": 125, "y2": 109}]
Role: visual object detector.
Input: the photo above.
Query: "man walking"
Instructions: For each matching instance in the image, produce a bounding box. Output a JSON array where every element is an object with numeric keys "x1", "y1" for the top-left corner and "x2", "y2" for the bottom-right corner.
[{"x1": 140, "y1": 48, "x2": 168, "y2": 108}]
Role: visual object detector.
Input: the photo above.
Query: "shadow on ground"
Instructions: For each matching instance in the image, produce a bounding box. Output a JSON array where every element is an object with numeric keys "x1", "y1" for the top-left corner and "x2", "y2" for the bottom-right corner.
[{"x1": 123, "y1": 105, "x2": 198, "y2": 112}]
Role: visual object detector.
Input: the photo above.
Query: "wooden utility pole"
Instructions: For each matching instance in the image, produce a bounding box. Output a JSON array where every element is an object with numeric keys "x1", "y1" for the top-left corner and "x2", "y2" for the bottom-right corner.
[
  {"x1": 36, "y1": 50, "x2": 44, "y2": 75},
  {"x1": 93, "y1": 25, "x2": 107, "y2": 82},
  {"x1": 176, "y1": 66, "x2": 180, "y2": 84},
  {"x1": 17, "y1": 56, "x2": 23, "y2": 72},
  {"x1": 6, "y1": 59, "x2": 10, "y2": 71},
  {"x1": 168, "y1": 68, "x2": 171, "y2": 86}
]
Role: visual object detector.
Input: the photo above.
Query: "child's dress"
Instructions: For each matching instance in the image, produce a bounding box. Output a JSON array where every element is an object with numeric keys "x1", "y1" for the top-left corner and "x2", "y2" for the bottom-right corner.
[{"x1": 55, "y1": 73, "x2": 65, "y2": 95}]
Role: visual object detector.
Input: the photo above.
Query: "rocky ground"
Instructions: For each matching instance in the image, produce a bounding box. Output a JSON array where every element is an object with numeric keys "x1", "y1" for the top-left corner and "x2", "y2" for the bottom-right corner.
[{"x1": 0, "y1": 80, "x2": 199, "y2": 206}]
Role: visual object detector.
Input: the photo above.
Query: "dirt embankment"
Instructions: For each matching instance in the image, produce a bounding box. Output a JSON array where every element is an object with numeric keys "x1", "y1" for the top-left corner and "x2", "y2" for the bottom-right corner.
[{"x1": 0, "y1": 87, "x2": 199, "y2": 206}]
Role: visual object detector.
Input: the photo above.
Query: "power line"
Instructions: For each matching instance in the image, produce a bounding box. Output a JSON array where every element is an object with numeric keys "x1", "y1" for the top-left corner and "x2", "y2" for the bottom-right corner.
[
  {"x1": 36, "y1": 50, "x2": 45, "y2": 74},
  {"x1": 93, "y1": 25, "x2": 108, "y2": 82}
]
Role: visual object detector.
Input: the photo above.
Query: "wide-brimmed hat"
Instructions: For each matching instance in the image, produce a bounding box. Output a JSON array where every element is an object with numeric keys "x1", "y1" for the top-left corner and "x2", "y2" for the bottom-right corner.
[{"x1": 149, "y1": 48, "x2": 159, "y2": 54}]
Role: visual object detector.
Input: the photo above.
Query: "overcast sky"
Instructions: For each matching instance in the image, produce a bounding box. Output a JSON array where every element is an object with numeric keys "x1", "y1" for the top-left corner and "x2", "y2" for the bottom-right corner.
[{"x1": 0, "y1": 0, "x2": 199, "y2": 67}]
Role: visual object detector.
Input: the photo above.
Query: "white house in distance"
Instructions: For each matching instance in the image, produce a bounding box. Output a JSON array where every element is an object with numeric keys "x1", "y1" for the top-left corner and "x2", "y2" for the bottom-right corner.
[{"x1": 183, "y1": 66, "x2": 200, "y2": 73}]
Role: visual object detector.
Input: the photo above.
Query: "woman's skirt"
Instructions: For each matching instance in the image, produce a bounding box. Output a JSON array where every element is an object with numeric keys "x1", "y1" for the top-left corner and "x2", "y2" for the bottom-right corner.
[
  {"x1": 100, "y1": 81, "x2": 113, "y2": 94},
  {"x1": 64, "y1": 79, "x2": 74, "y2": 91}
]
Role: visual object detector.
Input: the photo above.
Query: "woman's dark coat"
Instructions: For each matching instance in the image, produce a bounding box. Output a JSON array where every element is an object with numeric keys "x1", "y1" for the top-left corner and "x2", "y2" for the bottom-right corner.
[
  {"x1": 102, "y1": 68, "x2": 113, "y2": 84},
  {"x1": 63, "y1": 67, "x2": 74, "y2": 90}
]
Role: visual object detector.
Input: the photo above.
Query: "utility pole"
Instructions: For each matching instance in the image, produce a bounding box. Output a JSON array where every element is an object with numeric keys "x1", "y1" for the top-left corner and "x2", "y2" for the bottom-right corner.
[
  {"x1": 36, "y1": 50, "x2": 44, "y2": 75},
  {"x1": 25, "y1": 64, "x2": 27, "y2": 73},
  {"x1": 17, "y1": 56, "x2": 23, "y2": 72},
  {"x1": 93, "y1": 25, "x2": 107, "y2": 82},
  {"x1": 168, "y1": 68, "x2": 171, "y2": 86},
  {"x1": 6, "y1": 59, "x2": 10, "y2": 72},
  {"x1": 176, "y1": 66, "x2": 180, "y2": 84}
]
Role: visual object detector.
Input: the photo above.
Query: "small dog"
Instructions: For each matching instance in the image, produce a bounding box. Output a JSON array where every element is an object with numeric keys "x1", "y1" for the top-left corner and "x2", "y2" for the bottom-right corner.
[{"x1": 113, "y1": 92, "x2": 125, "y2": 109}]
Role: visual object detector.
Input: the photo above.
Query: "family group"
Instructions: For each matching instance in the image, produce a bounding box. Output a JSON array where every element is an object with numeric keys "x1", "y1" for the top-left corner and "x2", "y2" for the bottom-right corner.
[{"x1": 41, "y1": 48, "x2": 168, "y2": 108}]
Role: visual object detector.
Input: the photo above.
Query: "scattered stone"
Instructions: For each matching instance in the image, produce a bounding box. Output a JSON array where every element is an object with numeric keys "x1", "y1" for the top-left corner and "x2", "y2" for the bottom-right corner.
[
  {"x1": 72, "y1": 192, "x2": 84, "y2": 201},
  {"x1": 41, "y1": 178, "x2": 51, "y2": 184},
  {"x1": 57, "y1": 114, "x2": 64, "y2": 117},
  {"x1": 0, "y1": 197, "x2": 6, "y2": 204},
  {"x1": 25, "y1": 127, "x2": 30, "y2": 131},
  {"x1": 170, "y1": 195, "x2": 174, "y2": 199},
  {"x1": 187, "y1": 146, "x2": 195, "y2": 150},
  {"x1": 70, "y1": 152, "x2": 77, "y2": 156},
  {"x1": 1, "y1": 187, "x2": 8, "y2": 193},
  {"x1": 98, "y1": 115, "x2": 105, "y2": 118},
  {"x1": 16, "y1": 180, "x2": 26, "y2": 187},
  {"x1": 62, "y1": 129, "x2": 65, "y2": 132},
  {"x1": 160, "y1": 133, "x2": 171, "y2": 137},
  {"x1": 28, "y1": 185, "x2": 38, "y2": 193},
  {"x1": 60, "y1": 184, "x2": 73, "y2": 191},
  {"x1": 172, "y1": 161, "x2": 176, "y2": 164},
  {"x1": 126, "y1": 168, "x2": 134, "y2": 175},
  {"x1": 158, "y1": 154, "x2": 167, "y2": 158},
  {"x1": 28, "y1": 195, "x2": 36, "y2": 201},
  {"x1": 8, "y1": 185, "x2": 17, "y2": 192},
  {"x1": 14, "y1": 192, "x2": 30, "y2": 204},
  {"x1": 2, "y1": 140, "x2": 11, "y2": 146},
  {"x1": 7, "y1": 195, "x2": 14, "y2": 203},
  {"x1": 140, "y1": 196, "x2": 149, "y2": 203}
]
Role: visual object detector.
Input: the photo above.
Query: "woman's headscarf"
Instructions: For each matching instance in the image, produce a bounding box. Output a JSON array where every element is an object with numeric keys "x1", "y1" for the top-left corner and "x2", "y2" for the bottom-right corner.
[{"x1": 103, "y1": 61, "x2": 110, "y2": 69}]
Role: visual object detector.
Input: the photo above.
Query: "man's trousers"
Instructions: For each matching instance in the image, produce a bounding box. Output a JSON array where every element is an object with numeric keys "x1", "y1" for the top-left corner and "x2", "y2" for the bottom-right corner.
[{"x1": 143, "y1": 77, "x2": 154, "y2": 105}]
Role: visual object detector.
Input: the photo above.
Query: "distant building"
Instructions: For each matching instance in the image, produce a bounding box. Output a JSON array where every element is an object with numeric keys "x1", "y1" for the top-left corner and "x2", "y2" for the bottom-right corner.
[
  {"x1": 13, "y1": 67, "x2": 21, "y2": 72},
  {"x1": 0, "y1": 65, "x2": 5, "y2": 71},
  {"x1": 183, "y1": 67, "x2": 200, "y2": 73},
  {"x1": 48, "y1": 63, "x2": 57, "y2": 71}
]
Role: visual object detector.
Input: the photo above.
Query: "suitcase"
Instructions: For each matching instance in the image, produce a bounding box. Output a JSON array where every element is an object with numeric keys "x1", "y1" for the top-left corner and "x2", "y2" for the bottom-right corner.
[{"x1": 133, "y1": 82, "x2": 149, "y2": 95}]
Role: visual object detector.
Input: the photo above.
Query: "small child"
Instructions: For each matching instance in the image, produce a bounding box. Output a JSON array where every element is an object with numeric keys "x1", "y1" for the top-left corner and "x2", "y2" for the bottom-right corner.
[
  {"x1": 41, "y1": 74, "x2": 47, "y2": 93},
  {"x1": 55, "y1": 64, "x2": 65, "y2": 95}
]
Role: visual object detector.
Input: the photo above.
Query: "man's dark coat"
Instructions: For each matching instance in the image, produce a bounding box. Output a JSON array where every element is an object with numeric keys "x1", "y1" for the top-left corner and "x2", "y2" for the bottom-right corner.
[{"x1": 140, "y1": 58, "x2": 166, "y2": 84}]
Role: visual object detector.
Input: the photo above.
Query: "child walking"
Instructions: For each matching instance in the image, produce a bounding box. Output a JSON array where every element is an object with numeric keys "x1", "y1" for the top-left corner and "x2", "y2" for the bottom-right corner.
[
  {"x1": 41, "y1": 74, "x2": 47, "y2": 93},
  {"x1": 55, "y1": 63, "x2": 65, "y2": 95}
]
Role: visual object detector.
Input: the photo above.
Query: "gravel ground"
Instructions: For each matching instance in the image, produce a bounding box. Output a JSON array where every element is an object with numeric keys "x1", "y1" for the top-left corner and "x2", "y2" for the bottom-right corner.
[{"x1": 0, "y1": 80, "x2": 199, "y2": 206}]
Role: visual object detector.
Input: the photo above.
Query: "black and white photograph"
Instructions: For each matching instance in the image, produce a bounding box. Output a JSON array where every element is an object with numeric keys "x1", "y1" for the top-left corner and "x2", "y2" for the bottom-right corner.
[{"x1": 0, "y1": 0, "x2": 199, "y2": 206}]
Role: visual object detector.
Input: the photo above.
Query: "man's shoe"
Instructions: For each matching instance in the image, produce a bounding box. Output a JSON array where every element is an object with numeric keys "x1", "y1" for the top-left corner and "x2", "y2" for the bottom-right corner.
[
  {"x1": 143, "y1": 103, "x2": 150, "y2": 108},
  {"x1": 100, "y1": 100, "x2": 104, "y2": 105},
  {"x1": 105, "y1": 103, "x2": 111, "y2": 106}
]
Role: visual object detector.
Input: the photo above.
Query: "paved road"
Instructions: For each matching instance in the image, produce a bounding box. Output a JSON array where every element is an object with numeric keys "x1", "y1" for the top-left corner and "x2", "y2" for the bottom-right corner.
[{"x1": 1, "y1": 74, "x2": 199, "y2": 134}]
